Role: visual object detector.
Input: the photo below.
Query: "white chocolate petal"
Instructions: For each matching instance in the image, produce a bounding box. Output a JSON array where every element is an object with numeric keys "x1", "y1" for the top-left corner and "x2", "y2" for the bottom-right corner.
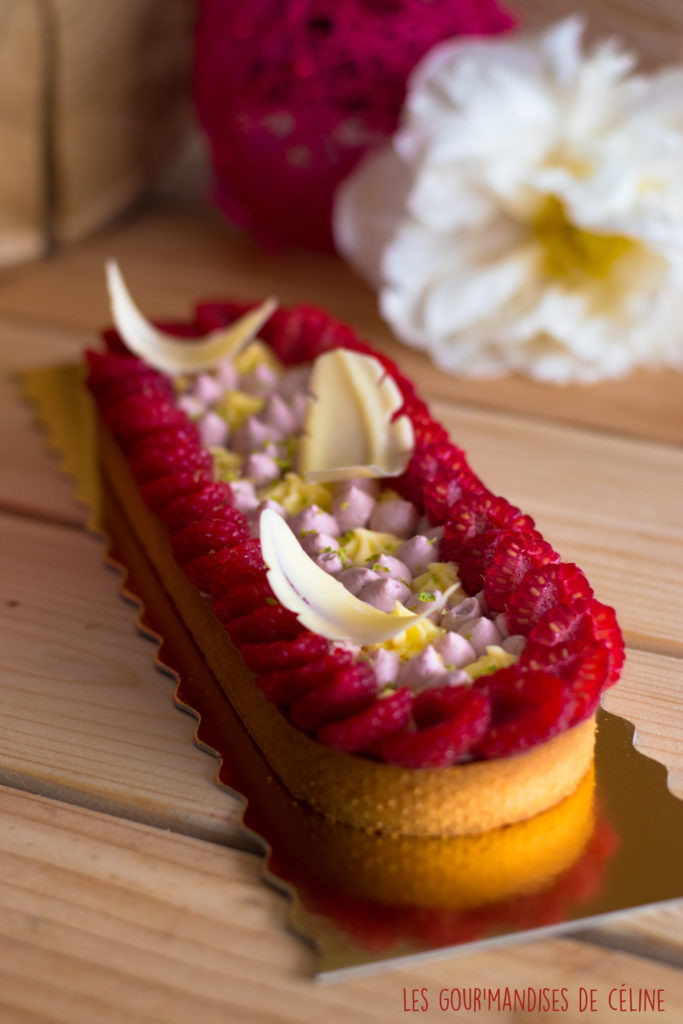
[
  {"x1": 259, "y1": 509, "x2": 456, "y2": 644},
  {"x1": 106, "y1": 260, "x2": 277, "y2": 375},
  {"x1": 298, "y1": 349, "x2": 414, "y2": 482}
]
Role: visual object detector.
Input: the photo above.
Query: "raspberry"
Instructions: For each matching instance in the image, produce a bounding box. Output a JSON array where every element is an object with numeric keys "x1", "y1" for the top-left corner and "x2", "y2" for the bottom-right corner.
[
  {"x1": 455, "y1": 528, "x2": 543, "y2": 596},
  {"x1": 317, "y1": 688, "x2": 413, "y2": 752},
  {"x1": 288, "y1": 662, "x2": 378, "y2": 732},
  {"x1": 95, "y1": 374, "x2": 174, "y2": 413},
  {"x1": 484, "y1": 533, "x2": 560, "y2": 613},
  {"x1": 194, "y1": 300, "x2": 252, "y2": 332},
  {"x1": 140, "y1": 469, "x2": 214, "y2": 513},
  {"x1": 441, "y1": 494, "x2": 535, "y2": 563},
  {"x1": 524, "y1": 599, "x2": 622, "y2": 689},
  {"x1": 506, "y1": 563, "x2": 593, "y2": 635},
  {"x1": 393, "y1": 442, "x2": 473, "y2": 512},
  {"x1": 128, "y1": 424, "x2": 198, "y2": 461},
  {"x1": 160, "y1": 482, "x2": 234, "y2": 532},
  {"x1": 297, "y1": 310, "x2": 358, "y2": 363},
  {"x1": 183, "y1": 538, "x2": 266, "y2": 597},
  {"x1": 585, "y1": 601, "x2": 624, "y2": 685},
  {"x1": 384, "y1": 362, "x2": 413, "y2": 399},
  {"x1": 225, "y1": 603, "x2": 303, "y2": 646},
  {"x1": 396, "y1": 377, "x2": 418, "y2": 404},
  {"x1": 520, "y1": 639, "x2": 591, "y2": 690},
  {"x1": 255, "y1": 650, "x2": 354, "y2": 708},
  {"x1": 423, "y1": 465, "x2": 483, "y2": 526},
  {"x1": 263, "y1": 306, "x2": 354, "y2": 365},
  {"x1": 85, "y1": 349, "x2": 151, "y2": 390},
  {"x1": 564, "y1": 645, "x2": 610, "y2": 725},
  {"x1": 155, "y1": 321, "x2": 203, "y2": 340},
  {"x1": 526, "y1": 599, "x2": 589, "y2": 650},
  {"x1": 132, "y1": 421, "x2": 201, "y2": 453},
  {"x1": 101, "y1": 328, "x2": 129, "y2": 354},
  {"x1": 474, "y1": 668, "x2": 572, "y2": 758},
  {"x1": 253, "y1": 307, "x2": 292, "y2": 357},
  {"x1": 401, "y1": 399, "x2": 450, "y2": 448},
  {"x1": 212, "y1": 576, "x2": 276, "y2": 623},
  {"x1": 239, "y1": 633, "x2": 330, "y2": 674},
  {"x1": 414, "y1": 420, "x2": 451, "y2": 450},
  {"x1": 130, "y1": 440, "x2": 212, "y2": 486},
  {"x1": 413, "y1": 685, "x2": 491, "y2": 731},
  {"x1": 455, "y1": 530, "x2": 505, "y2": 596},
  {"x1": 374, "y1": 690, "x2": 491, "y2": 769},
  {"x1": 103, "y1": 393, "x2": 188, "y2": 449},
  {"x1": 521, "y1": 644, "x2": 575, "y2": 679},
  {"x1": 170, "y1": 510, "x2": 249, "y2": 566}
]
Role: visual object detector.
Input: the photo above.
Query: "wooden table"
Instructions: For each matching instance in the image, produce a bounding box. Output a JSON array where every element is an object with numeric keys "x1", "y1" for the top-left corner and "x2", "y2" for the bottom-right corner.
[{"x1": 2, "y1": 197, "x2": 682, "y2": 1023}]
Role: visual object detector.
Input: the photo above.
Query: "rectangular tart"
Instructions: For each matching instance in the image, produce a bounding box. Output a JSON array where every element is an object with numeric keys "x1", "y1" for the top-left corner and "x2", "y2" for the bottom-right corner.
[{"x1": 86, "y1": 293, "x2": 624, "y2": 836}]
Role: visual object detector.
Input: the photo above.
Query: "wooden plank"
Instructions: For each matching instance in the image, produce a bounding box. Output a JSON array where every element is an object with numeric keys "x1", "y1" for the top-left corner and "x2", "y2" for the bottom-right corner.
[
  {"x1": 0, "y1": 173, "x2": 681, "y2": 1022},
  {"x1": 0, "y1": 312, "x2": 91, "y2": 366},
  {"x1": 1, "y1": 511, "x2": 681, "y2": 847},
  {"x1": 0, "y1": 785, "x2": 681, "y2": 1024},
  {"x1": 602, "y1": 650, "x2": 683, "y2": 799},
  {"x1": 577, "y1": 901, "x2": 683, "y2": 972},
  {"x1": 434, "y1": 400, "x2": 683, "y2": 655},
  {"x1": 378, "y1": 343, "x2": 683, "y2": 452},
  {"x1": 0, "y1": 317, "x2": 92, "y2": 526},
  {"x1": 5, "y1": 321, "x2": 683, "y2": 656},
  {"x1": 0, "y1": 512, "x2": 250, "y2": 847},
  {"x1": 0, "y1": 376, "x2": 82, "y2": 527},
  {"x1": 1, "y1": 204, "x2": 683, "y2": 446}
]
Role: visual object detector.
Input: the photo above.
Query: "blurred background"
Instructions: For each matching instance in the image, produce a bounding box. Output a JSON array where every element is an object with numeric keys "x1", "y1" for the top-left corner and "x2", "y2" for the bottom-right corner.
[{"x1": 1, "y1": 0, "x2": 682, "y2": 270}]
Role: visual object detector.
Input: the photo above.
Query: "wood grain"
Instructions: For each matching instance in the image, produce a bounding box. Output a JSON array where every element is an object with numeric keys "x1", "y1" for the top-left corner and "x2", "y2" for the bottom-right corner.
[
  {"x1": 0, "y1": 0, "x2": 193, "y2": 267},
  {"x1": 1, "y1": 785, "x2": 681, "y2": 1024},
  {"x1": 0, "y1": 512, "x2": 249, "y2": 847},
  {"x1": 1, "y1": 204, "x2": 682, "y2": 1014},
  {"x1": 433, "y1": 400, "x2": 683, "y2": 655},
  {"x1": 1, "y1": 508, "x2": 681, "y2": 851},
  {"x1": 4, "y1": 316, "x2": 683, "y2": 659},
  {"x1": 603, "y1": 649, "x2": 683, "y2": 802},
  {"x1": 582, "y1": 901, "x2": 683, "y2": 969},
  {"x1": 0, "y1": 316, "x2": 92, "y2": 525},
  {"x1": 0, "y1": 0, "x2": 45, "y2": 265},
  {"x1": 1, "y1": 204, "x2": 683, "y2": 447}
]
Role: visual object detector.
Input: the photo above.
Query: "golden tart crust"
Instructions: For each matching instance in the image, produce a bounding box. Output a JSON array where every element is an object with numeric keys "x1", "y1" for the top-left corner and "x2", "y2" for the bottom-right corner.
[{"x1": 99, "y1": 421, "x2": 595, "y2": 837}]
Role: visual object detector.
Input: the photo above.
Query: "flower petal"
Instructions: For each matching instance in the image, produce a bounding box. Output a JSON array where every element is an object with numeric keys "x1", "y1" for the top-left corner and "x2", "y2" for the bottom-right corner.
[
  {"x1": 334, "y1": 146, "x2": 410, "y2": 287},
  {"x1": 332, "y1": 19, "x2": 683, "y2": 383}
]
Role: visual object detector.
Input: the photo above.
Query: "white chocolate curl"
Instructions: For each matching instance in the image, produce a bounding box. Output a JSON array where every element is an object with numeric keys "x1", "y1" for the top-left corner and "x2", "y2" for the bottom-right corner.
[
  {"x1": 297, "y1": 349, "x2": 414, "y2": 482},
  {"x1": 259, "y1": 508, "x2": 457, "y2": 644},
  {"x1": 106, "y1": 260, "x2": 277, "y2": 375}
]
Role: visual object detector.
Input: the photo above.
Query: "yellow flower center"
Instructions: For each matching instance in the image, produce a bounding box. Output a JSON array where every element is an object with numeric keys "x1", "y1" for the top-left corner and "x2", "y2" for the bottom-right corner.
[{"x1": 533, "y1": 197, "x2": 636, "y2": 282}]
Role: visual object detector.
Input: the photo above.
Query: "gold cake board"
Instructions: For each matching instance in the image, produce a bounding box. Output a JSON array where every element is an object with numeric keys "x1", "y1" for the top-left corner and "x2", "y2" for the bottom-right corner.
[{"x1": 21, "y1": 363, "x2": 683, "y2": 978}]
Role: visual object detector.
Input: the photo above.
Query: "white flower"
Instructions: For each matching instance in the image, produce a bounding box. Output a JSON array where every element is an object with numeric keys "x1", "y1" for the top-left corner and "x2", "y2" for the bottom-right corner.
[{"x1": 334, "y1": 19, "x2": 683, "y2": 383}]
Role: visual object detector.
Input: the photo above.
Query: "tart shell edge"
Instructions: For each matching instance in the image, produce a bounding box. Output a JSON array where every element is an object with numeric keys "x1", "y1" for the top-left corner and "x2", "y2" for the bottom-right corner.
[{"x1": 98, "y1": 420, "x2": 596, "y2": 837}]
